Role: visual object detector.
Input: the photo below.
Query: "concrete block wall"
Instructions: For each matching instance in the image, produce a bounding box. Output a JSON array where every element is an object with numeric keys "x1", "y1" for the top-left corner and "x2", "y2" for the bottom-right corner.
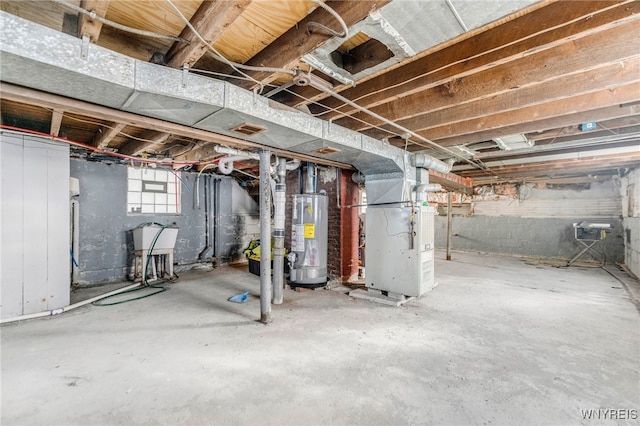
[
  {"x1": 434, "y1": 180, "x2": 626, "y2": 264},
  {"x1": 70, "y1": 159, "x2": 247, "y2": 285},
  {"x1": 621, "y1": 168, "x2": 640, "y2": 277}
]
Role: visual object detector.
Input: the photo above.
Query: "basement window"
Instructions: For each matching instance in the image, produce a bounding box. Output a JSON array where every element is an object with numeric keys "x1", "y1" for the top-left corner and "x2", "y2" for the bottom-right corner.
[
  {"x1": 330, "y1": 32, "x2": 394, "y2": 75},
  {"x1": 127, "y1": 166, "x2": 181, "y2": 214}
]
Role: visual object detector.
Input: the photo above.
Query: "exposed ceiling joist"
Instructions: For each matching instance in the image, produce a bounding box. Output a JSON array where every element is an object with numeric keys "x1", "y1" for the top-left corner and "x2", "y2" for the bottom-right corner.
[
  {"x1": 420, "y1": 82, "x2": 640, "y2": 145},
  {"x1": 435, "y1": 104, "x2": 640, "y2": 147},
  {"x1": 282, "y1": 0, "x2": 636, "y2": 113},
  {"x1": 529, "y1": 116, "x2": 640, "y2": 142},
  {"x1": 366, "y1": 59, "x2": 640, "y2": 142},
  {"x1": 0, "y1": 83, "x2": 353, "y2": 169},
  {"x1": 339, "y1": 19, "x2": 640, "y2": 133},
  {"x1": 165, "y1": 0, "x2": 252, "y2": 68},
  {"x1": 119, "y1": 130, "x2": 172, "y2": 156},
  {"x1": 49, "y1": 109, "x2": 63, "y2": 136},
  {"x1": 93, "y1": 121, "x2": 125, "y2": 149},
  {"x1": 77, "y1": 0, "x2": 110, "y2": 42},
  {"x1": 233, "y1": 0, "x2": 391, "y2": 90}
]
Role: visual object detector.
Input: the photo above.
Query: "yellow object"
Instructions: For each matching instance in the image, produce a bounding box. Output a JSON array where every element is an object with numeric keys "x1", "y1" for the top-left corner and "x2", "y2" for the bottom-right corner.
[
  {"x1": 304, "y1": 223, "x2": 315, "y2": 239},
  {"x1": 243, "y1": 239, "x2": 288, "y2": 261}
]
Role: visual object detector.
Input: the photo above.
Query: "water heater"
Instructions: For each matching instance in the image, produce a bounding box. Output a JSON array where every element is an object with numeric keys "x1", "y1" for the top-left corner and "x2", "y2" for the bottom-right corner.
[{"x1": 288, "y1": 193, "x2": 328, "y2": 286}]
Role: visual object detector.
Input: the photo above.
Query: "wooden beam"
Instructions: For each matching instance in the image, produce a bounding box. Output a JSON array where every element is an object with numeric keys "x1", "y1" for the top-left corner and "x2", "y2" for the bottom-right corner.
[
  {"x1": 419, "y1": 82, "x2": 640, "y2": 145},
  {"x1": 458, "y1": 151, "x2": 640, "y2": 174},
  {"x1": 165, "y1": 0, "x2": 252, "y2": 68},
  {"x1": 528, "y1": 115, "x2": 640, "y2": 142},
  {"x1": 234, "y1": 0, "x2": 391, "y2": 90},
  {"x1": 78, "y1": 0, "x2": 110, "y2": 42},
  {"x1": 0, "y1": 83, "x2": 353, "y2": 169},
  {"x1": 119, "y1": 131, "x2": 172, "y2": 156},
  {"x1": 49, "y1": 109, "x2": 64, "y2": 136},
  {"x1": 430, "y1": 98, "x2": 640, "y2": 150},
  {"x1": 93, "y1": 122, "x2": 125, "y2": 149},
  {"x1": 428, "y1": 170, "x2": 473, "y2": 195},
  {"x1": 339, "y1": 19, "x2": 640, "y2": 132},
  {"x1": 363, "y1": 58, "x2": 640, "y2": 140},
  {"x1": 281, "y1": 1, "x2": 635, "y2": 112},
  {"x1": 434, "y1": 104, "x2": 640, "y2": 147}
]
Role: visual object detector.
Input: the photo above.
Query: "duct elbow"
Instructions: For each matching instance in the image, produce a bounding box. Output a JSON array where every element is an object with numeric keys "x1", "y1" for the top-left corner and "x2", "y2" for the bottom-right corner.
[
  {"x1": 414, "y1": 183, "x2": 442, "y2": 193},
  {"x1": 285, "y1": 159, "x2": 301, "y2": 171},
  {"x1": 351, "y1": 171, "x2": 366, "y2": 185},
  {"x1": 411, "y1": 153, "x2": 453, "y2": 173}
]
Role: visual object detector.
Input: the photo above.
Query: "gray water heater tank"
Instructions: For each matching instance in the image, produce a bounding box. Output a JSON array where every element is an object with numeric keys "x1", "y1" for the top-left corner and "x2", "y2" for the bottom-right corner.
[{"x1": 289, "y1": 193, "x2": 328, "y2": 286}]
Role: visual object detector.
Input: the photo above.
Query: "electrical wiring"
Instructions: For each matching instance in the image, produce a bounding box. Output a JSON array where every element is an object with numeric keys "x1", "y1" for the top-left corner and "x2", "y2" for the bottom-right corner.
[
  {"x1": 307, "y1": 0, "x2": 348, "y2": 38},
  {"x1": 305, "y1": 77, "x2": 489, "y2": 171},
  {"x1": 0, "y1": 125, "x2": 200, "y2": 166},
  {"x1": 164, "y1": 0, "x2": 295, "y2": 91},
  {"x1": 280, "y1": 85, "x2": 491, "y2": 173},
  {"x1": 51, "y1": 0, "x2": 189, "y2": 43},
  {"x1": 62, "y1": 113, "x2": 177, "y2": 147},
  {"x1": 310, "y1": 1, "x2": 626, "y2": 119},
  {"x1": 156, "y1": 164, "x2": 192, "y2": 193}
]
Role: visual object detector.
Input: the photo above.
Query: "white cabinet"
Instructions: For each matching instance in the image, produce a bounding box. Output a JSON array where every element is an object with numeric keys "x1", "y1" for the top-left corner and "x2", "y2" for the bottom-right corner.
[{"x1": 1, "y1": 133, "x2": 70, "y2": 319}]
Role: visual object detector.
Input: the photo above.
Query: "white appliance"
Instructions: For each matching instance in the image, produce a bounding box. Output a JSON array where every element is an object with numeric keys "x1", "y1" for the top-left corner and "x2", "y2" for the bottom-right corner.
[{"x1": 365, "y1": 203, "x2": 436, "y2": 297}]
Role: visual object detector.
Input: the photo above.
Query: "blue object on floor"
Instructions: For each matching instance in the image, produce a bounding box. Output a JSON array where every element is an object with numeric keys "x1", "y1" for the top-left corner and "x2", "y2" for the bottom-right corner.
[{"x1": 228, "y1": 290, "x2": 250, "y2": 303}]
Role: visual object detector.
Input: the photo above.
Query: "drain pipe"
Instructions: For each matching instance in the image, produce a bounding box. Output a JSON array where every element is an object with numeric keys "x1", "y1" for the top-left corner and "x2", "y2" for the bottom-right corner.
[
  {"x1": 214, "y1": 146, "x2": 260, "y2": 175},
  {"x1": 259, "y1": 150, "x2": 272, "y2": 323},
  {"x1": 272, "y1": 158, "x2": 287, "y2": 305},
  {"x1": 70, "y1": 197, "x2": 80, "y2": 284}
]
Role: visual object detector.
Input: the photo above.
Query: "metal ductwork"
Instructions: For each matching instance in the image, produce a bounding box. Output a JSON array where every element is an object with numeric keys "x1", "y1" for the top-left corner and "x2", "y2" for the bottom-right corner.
[
  {"x1": 0, "y1": 12, "x2": 407, "y2": 177},
  {"x1": 411, "y1": 153, "x2": 453, "y2": 174}
]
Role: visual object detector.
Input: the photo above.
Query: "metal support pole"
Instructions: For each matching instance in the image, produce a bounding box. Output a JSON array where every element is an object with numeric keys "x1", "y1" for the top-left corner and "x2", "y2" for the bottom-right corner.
[
  {"x1": 259, "y1": 150, "x2": 272, "y2": 323},
  {"x1": 272, "y1": 158, "x2": 287, "y2": 305},
  {"x1": 446, "y1": 191, "x2": 453, "y2": 261}
]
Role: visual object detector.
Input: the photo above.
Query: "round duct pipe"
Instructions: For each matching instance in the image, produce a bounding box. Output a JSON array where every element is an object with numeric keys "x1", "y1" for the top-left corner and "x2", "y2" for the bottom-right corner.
[
  {"x1": 351, "y1": 171, "x2": 366, "y2": 185},
  {"x1": 411, "y1": 153, "x2": 453, "y2": 174}
]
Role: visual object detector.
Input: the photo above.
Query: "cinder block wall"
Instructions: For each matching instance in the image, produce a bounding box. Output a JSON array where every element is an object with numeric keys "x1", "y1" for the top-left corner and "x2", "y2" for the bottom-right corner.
[
  {"x1": 621, "y1": 168, "x2": 640, "y2": 277},
  {"x1": 434, "y1": 180, "x2": 626, "y2": 264},
  {"x1": 70, "y1": 159, "x2": 254, "y2": 285}
]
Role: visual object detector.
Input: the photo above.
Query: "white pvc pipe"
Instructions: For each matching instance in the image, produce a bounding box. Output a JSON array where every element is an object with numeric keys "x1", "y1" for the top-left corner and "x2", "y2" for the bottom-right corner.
[
  {"x1": 218, "y1": 155, "x2": 252, "y2": 175},
  {"x1": 0, "y1": 283, "x2": 142, "y2": 324}
]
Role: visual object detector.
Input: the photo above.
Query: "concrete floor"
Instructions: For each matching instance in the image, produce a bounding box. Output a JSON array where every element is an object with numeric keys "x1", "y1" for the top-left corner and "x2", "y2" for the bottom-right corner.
[{"x1": 2, "y1": 251, "x2": 639, "y2": 425}]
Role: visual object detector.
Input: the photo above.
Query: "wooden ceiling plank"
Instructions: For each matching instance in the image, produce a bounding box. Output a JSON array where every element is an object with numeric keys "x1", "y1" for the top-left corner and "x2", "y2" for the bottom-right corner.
[
  {"x1": 459, "y1": 152, "x2": 640, "y2": 175},
  {"x1": 0, "y1": 83, "x2": 353, "y2": 169},
  {"x1": 50, "y1": 109, "x2": 64, "y2": 136},
  {"x1": 78, "y1": 0, "x2": 110, "y2": 42},
  {"x1": 420, "y1": 82, "x2": 640, "y2": 145},
  {"x1": 234, "y1": 0, "x2": 391, "y2": 90},
  {"x1": 528, "y1": 115, "x2": 640, "y2": 142},
  {"x1": 120, "y1": 130, "x2": 172, "y2": 156},
  {"x1": 363, "y1": 58, "x2": 640, "y2": 138},
  {"x1": 166, "y1": 0, "x2": 252, "y2": 68},
  {"x1": 436, "y1": 104, "x2": 640, "y2": 147},
  {"x1": 280, "y1": 0, "x2": 635, "y2": 112},
  {"x1": 93, "y1": 121, "x2": 125, "y2": 149},
  {"x1": 338, "y1": 19, "x2": 640, "y2": 132}
]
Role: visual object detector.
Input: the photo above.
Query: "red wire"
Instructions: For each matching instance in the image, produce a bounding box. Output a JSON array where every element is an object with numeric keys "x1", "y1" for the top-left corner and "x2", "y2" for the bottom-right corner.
[{"x1": 0, "y1": 124, "x2": 211, "y2": 166}]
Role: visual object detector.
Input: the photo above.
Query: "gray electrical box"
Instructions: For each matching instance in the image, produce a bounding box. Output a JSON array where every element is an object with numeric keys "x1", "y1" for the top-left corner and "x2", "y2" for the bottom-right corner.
[{"x1": 365, "y1": 204, "x2": 436, "y2": 297}]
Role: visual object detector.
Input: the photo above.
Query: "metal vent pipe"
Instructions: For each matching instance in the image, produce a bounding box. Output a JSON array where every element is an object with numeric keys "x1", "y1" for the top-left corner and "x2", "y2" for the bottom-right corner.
[
  {"x1": 259, "y1": 150, "x2": 272, "y2": 323},
  {"x1": 411, "y1": 153, "x2": 453, "y2": 174}
]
